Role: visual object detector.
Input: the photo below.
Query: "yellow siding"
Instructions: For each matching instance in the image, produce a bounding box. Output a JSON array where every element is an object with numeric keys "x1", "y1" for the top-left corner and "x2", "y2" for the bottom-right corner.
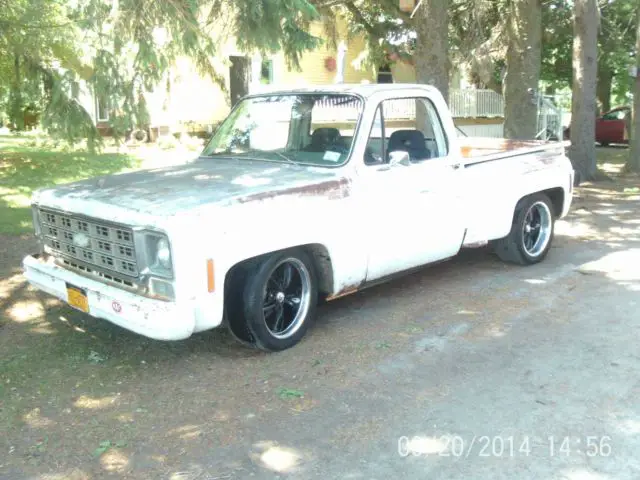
[
  {"x1": 161, "y1": 57, "x2": 230, "y2": 126},
  {"x1": 344, "y1": 34, "x2": 376, "y2": 83},
  {"x1": 390, "y1": 61, "x2": 417, "y2": 83},
  {"x1": 278, "y1": 18, "x2": 375, "y2": 86},
  {"x1": 150, "y1": 15, "x2": 377, "y2": 130}
]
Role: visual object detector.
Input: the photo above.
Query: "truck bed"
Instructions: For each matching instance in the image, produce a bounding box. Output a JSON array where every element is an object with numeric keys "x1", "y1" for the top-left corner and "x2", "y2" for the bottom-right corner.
[{"x1": 459, "y1": 137, "x2": 569, "y2": 164}]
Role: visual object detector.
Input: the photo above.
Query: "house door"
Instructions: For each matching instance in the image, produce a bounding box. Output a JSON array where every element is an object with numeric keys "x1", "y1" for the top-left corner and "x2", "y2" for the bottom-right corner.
[
  {"x1": 377, "y1": 64, "x2": 393, "y2": 83},
  {"x1": 229, "y1": 56, "x2": 251, "y2": 107}
]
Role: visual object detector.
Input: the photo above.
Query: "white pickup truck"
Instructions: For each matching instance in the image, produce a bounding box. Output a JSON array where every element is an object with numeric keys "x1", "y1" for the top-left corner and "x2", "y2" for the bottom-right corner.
[{"x1": 23, "y1": 84, "x2": 574, "y2": 351}]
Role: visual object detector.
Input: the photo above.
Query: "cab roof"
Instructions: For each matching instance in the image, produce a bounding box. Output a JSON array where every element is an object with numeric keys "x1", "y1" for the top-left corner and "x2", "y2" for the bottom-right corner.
[{"x1": 245, "y1": 83, "x2": 439, "y2": 98}]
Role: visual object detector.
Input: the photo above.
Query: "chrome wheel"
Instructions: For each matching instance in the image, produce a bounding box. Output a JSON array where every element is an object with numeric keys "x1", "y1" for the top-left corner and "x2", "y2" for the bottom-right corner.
[
  {"x1": 262, "y1": 258, "x2": 311, "y2": 340},
  {"x1": 522, "y1": 201, "x2": 552, "y2": 257}
]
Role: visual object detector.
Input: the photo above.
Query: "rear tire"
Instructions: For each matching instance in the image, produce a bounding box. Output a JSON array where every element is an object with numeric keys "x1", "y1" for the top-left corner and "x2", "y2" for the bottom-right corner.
[{"x1": 493, "y1": 193, "x2": 555, "y2": 265}]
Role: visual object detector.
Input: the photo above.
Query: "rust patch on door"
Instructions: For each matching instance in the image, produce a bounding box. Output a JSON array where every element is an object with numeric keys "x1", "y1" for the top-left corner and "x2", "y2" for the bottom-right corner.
[{"x1": 325, "y1": 283, "x2": 360, "y2": 301}]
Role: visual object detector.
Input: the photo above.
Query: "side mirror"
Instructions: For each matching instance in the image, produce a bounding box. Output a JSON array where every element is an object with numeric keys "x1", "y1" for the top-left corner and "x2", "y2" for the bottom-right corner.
[{"x1": 388, "y1": 150, "x2": 410, "y2": 167}]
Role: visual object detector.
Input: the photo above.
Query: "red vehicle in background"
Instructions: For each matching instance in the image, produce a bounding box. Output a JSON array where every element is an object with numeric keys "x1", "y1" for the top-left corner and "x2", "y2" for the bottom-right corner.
[{"x1": 564, "y1": 106, "x2": 631, "y2": 146}]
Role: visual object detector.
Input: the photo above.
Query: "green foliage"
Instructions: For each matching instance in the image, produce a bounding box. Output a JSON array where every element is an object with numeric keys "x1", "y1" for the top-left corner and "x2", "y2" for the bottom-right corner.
[
  {"x1": 0, "y1": 0, "x2": 81, "y2": 131},
  {"x1": 540, "y1": 0, "x2": 573, "y2": 90},
  {"x1": 277, "y1": 388, "x2": 305, "y2": 399},
  {"x1": 93, "y1": 440, "x2": 127, "y2": 457},
  {"x1": 600, "y1": 0, "x2": 638, "y2": 106},
  {"x1": 540, "y1": 0, "x2": 637, "y2": 105},
  {"x1": 233, "y1": 0, "x2": 321, "y2": 69},
  {"x1": 40, "y1": 69, "x2": 101, "y2": 152}
]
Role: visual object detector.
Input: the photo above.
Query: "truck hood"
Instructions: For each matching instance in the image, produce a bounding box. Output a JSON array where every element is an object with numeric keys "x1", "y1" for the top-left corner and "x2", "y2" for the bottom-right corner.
[{"x1": 34, "y1": 157, "x2": 349, "y2": 216}]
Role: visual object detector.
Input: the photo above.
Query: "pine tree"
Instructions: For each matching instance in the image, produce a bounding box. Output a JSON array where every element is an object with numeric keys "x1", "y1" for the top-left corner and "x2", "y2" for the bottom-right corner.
[{"x1": 0, "y1": 0, "x2": 322, "y2": 149}]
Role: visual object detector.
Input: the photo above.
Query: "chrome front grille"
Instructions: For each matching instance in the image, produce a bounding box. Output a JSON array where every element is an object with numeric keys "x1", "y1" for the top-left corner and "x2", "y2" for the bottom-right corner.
[{"x1": 38, "y1": 208, "x2": 139, "y2": 278}]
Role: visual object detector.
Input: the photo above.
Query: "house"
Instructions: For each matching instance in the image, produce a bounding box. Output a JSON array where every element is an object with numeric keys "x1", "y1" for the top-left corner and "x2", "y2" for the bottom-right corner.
[{"x1": 84, "y1": 14, "x2": 507, "y2": 140}]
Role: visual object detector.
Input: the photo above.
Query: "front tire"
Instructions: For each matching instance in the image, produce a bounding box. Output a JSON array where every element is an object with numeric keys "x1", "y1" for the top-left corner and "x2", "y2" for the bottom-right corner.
[
  {"x1": 493, "y1": 193, "x2": 555, "y2": 265},
  {"x1": 239, "y1": 249, "x2": 318, "y2": 352}
]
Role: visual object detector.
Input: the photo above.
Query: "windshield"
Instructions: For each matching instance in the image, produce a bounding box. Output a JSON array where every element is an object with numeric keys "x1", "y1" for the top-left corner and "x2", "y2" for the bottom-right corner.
[{"x1": 200, "y1": 93, "x2": 363, "y2": 167}]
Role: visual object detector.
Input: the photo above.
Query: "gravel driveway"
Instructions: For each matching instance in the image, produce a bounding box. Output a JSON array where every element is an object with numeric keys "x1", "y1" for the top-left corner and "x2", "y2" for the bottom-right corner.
[{"x1": 1, "y1": 176, "x2": 639, "y2": 480}]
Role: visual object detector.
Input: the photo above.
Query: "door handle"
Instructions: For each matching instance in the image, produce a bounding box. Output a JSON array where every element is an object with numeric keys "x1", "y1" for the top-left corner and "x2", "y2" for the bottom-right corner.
[{"x1": 451, "y1": 163, "x2": 462, "y2": 170}]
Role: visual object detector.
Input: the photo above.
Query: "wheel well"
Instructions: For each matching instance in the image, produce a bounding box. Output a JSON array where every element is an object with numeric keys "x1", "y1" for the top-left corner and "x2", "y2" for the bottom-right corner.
[
  {"x1": 303, "y1": 244, "x2": 334, "y2": 296},
  {"x1": 223, "y1": 244, "x2": 335, "y2": 298},
  {"x1": 540, "y1": 187, "x2": 564, "y2": 218}
]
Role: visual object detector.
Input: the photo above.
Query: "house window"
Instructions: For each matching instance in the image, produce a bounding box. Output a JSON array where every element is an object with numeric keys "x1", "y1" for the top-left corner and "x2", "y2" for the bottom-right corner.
[
  {"x1": 95, "y1": 94, "x2": 109, "y2": 122},
  {"x1": 260, "y1": 60, "x2": 274, "y2": 84}
]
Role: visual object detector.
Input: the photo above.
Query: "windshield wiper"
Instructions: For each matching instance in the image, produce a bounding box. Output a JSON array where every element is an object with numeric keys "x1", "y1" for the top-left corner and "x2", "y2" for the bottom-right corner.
[
  {"x1": 241, "y1": 149, "x2": 301, "y2": 167},
  {"x1": 266, "y1": 150, "x2": 301, "y2": 167},
  {"x1": 201, "y1": 149, "x2": 302, "y2": 167}
]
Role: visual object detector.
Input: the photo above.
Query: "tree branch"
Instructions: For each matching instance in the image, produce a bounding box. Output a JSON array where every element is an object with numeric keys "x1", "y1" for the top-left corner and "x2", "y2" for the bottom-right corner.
[
  {"x1": 312, "y1": 0, "x2": 347, "y2": 8},
  {"x1": 343, "y1": 1, "x2": 380, "y2": 37}
]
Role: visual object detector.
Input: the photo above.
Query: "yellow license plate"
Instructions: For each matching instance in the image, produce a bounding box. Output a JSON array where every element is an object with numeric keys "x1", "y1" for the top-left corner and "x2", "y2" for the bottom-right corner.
[{"x1": 66, "y1": 284, "x2": 89, "y2": 313}]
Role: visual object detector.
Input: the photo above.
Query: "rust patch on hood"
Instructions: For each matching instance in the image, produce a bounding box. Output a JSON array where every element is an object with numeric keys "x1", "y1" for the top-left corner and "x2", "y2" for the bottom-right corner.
[{"x1": 238, "y1": 178, "x2": 351, "y2": 204}]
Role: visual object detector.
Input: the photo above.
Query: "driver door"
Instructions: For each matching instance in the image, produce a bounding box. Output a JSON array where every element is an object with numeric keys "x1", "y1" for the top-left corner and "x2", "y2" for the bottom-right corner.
[{"x1": 359, "y1": 97, "x2": 466, "y2": 282}]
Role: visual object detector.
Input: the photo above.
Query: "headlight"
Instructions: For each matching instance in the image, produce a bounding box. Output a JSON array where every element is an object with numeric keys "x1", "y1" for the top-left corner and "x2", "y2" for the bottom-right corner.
[
  {"x1": 143, "y1": 233, "x2": 173, "y2": 278},
  {"x1": 156, "y1": 238, "x2": 171, "y2": 268}
]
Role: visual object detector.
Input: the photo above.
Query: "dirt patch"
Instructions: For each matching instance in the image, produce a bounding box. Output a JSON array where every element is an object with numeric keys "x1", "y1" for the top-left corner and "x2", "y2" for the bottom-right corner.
[{"x1": 0, "y1": 234, "x2": 38, "y2": 278}]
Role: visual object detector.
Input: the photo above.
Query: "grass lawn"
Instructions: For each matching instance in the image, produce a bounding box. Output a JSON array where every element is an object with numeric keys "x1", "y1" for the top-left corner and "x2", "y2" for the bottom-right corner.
[{"x1": 0, "y1": 135, "x2": 142, "y2": 235}]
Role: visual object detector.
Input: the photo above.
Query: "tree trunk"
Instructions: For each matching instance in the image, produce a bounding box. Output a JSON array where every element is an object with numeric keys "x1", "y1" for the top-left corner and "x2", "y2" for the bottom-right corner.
[
  {"x1": 503, "y1": 0, "x2": 542, "y2": 140},
  {"x1": 569, "y1": 0, "x2": 599, "y2": 183},
  {"x1": 627, "y1": 11, "x2": 640, "y2": 173},
  {"x1": 414, "y1": 0, "x2": 449, "y2": 102},
  {"x1": 596, "y1": 65, "x2": 612, "y2": 114},
  {"x1": 229, "y1": 56, "x2": 250, "y2": 107},
  {"x1": 9, "y1": 53, "x2": 24, "y2": 131}
]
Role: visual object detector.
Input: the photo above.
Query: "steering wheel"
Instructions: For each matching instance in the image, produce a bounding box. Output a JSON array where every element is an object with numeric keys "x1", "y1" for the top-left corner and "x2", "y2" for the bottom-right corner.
[{"x1": 326, "y1": 141, "x2": 350, "y2": 154}]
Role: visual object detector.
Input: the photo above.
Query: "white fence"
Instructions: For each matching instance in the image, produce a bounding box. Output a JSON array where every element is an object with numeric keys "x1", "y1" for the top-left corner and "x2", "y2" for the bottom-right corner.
[
  {"x1": 455, "y1": 123, "x2": 504, "y2": 138},
  {"x1": 449, "y1": 89, "x2": 504, "y2": 118}
]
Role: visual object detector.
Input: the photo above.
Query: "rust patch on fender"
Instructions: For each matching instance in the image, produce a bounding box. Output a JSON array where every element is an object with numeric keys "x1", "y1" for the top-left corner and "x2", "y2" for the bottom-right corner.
[{"x1": 238, "y1": 178, "x2": 350, "y2": 204}]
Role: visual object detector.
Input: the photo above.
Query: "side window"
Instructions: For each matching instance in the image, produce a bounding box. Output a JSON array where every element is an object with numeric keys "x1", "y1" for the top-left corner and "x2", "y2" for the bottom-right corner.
[
  {"x1": 364, "y1": 97, "x2": 449, "y2": 165},
  {"x1": 364, "y1": 106, "x2": 385, "y2": 165}
]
